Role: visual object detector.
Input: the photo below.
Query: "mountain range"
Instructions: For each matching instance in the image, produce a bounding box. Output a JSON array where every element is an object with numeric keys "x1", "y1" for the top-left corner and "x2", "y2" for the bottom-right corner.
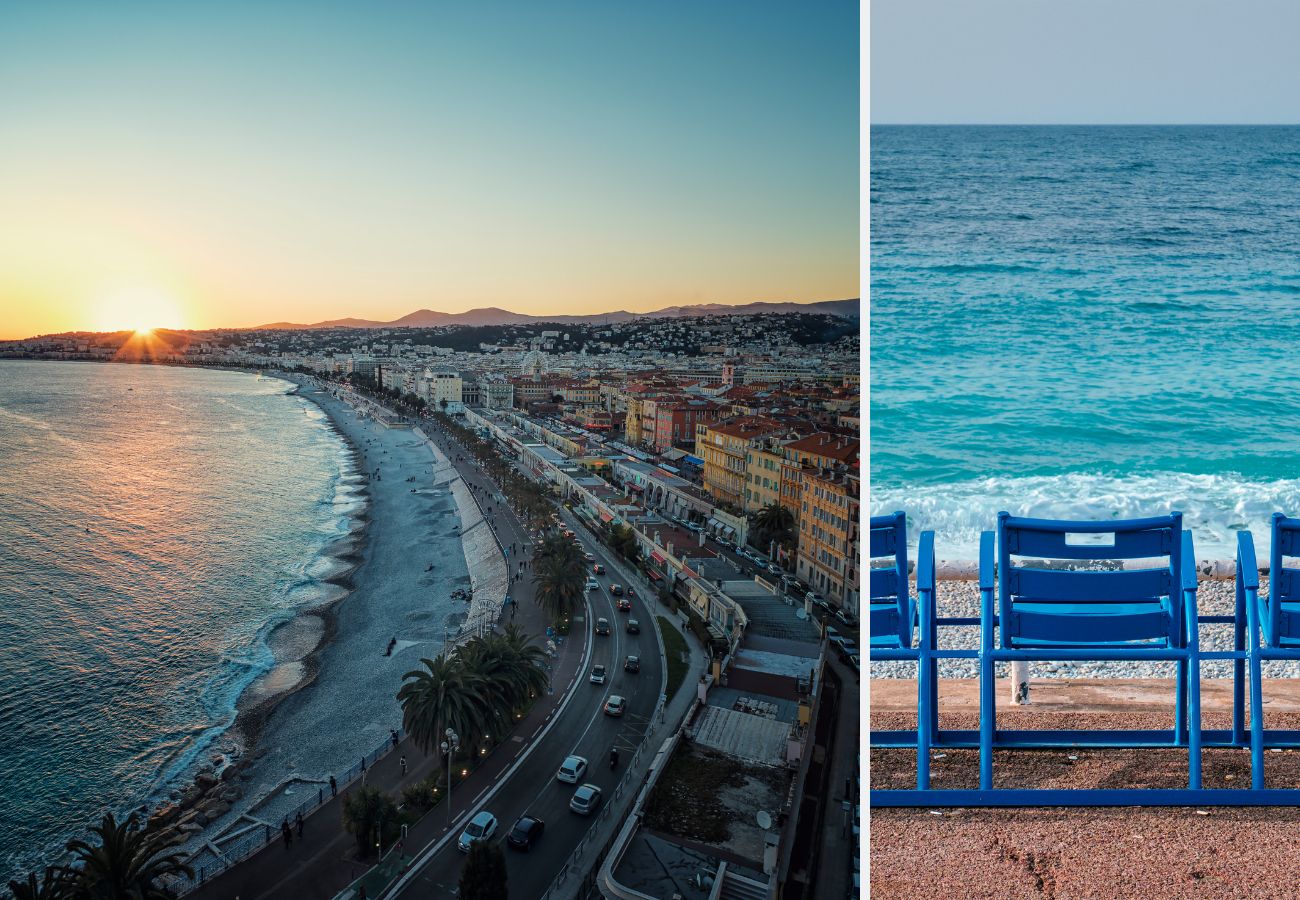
[{"x1": 254, "y1": 298, "x2": 858, "y2": 330}]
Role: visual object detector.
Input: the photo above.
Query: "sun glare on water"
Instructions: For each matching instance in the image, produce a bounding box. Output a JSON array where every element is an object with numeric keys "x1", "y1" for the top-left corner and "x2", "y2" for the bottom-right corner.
[{"x1": 94, "y1": 287, "x2": 187, "y2": 334}]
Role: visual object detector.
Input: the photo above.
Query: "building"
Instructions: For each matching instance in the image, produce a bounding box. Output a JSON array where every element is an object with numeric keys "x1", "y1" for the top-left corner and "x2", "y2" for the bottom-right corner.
[
  {"x1": 696, "y1": 416, "x2": 789, "y2": 511},
  {"x1": 796, "y1": 467, "x2": 860, "y2": 614},
  {"x1": 744, "y1": 436, "x2": 787, "y2": 513},
  {"x1": 779, "y1": 432, "x2": 859, "y2": 528},
  {"x1": 422, "y1": 370, "x2": 464, "y2": 413},
  {"x1": 480, "y1": 379, "x2": 515, "y2": 410}
]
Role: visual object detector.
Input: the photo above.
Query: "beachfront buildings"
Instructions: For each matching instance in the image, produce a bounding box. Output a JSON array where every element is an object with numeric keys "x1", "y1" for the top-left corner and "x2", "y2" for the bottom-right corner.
[
  {"x1": 697, "y1": 416, "x2": 790, "y2": 511},
  {"x1": 744, "y1": 436, "x2": 787, "y2": 513},
  {"x1": 797, "y1": 467, "x2": 861, "y2": 614}
]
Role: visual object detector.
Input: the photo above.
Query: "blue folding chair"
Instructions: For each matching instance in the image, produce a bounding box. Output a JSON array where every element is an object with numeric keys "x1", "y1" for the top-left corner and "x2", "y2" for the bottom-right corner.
[
  {"x1": 975, "y1": 512, "x2": 1204, "y2": 802},
  {"x1": 1239, "y1": 514, "x2": 1300, "y2": 789},
  {"x1": 869, "y1": 511, "x2": 938, "y2": 788}
]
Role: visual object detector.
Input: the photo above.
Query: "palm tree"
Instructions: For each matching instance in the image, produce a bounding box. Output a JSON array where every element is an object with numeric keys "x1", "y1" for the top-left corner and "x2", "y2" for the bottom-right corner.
[
  {"x1": 751, "y1": 502, "x2": 795, "y2": 553},
  {"x1": 397, "y1": 655, "x2": 489, "y2": 756},
  {"x1": 341, "y1": 787, "x2": 398, "y2": 858},
  {"x1": 532, "y1": 538, "x2": 585, "y2": 624},
  {"x1": 7, "y1": 866, "x2": 74, "y2": 900},
  {"x1": 64, "y1": 812, "x2": 194, "y2": 899}
]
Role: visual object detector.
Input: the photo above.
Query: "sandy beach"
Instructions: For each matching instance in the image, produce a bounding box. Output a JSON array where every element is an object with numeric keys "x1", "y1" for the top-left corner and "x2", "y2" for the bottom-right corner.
[{"x1": 173, "y1": 376, "x2": 498, "y2": 872}]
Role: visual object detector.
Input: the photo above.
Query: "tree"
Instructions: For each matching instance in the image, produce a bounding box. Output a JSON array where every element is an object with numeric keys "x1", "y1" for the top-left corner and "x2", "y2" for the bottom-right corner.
[
  {"x1": 7, "y1": 866, "x2": 75, "y2": 900},
  {"x1": 341, "y1": 787, "x2": 398, "y2": 858},
  {"x1": 750, "y1": 502, "x2": 795, "y2": 553},
  {"x1": 458, "y1": 840, "x2": 508, "y2": 900},
  {"x1": 397, "y1": 655, "x2": 489, "y2": 756},
  {"x1": 607, "y1": 523, "x2": 640, "y2": 562},
  {"x1": 532, "y1": 535, "x2": 586, "y2": 623},
  {"x1": 63, "y1": 812, "x2": 194, "y2": 899}
]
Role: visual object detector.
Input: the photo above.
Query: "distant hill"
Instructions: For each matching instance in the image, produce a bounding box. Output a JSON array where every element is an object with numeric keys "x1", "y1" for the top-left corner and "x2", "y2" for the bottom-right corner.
[{"x1": 253, "y1": 298, "x2": 858, "y2": 330}]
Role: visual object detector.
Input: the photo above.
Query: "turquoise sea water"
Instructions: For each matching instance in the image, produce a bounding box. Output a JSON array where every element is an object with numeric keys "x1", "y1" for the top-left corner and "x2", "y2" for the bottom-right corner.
[
  {"x1": 871, "y1": 126, "x2": 1300, "y2": 559},
  {"x1": 0, "y1": 362, "x2": 353, "y2": 882}
]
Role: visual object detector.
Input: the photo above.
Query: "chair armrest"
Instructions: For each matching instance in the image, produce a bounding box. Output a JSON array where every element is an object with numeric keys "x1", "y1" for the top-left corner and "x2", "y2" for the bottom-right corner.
[
  {"x1": 1180, "y1": 530, "x2": 1199, "y2": 594},
  {"x1": 1236, "y1": 530, "x2": 1260, "y2": 590},
  {"x1": 917, "y1": 531, "x2": 936, "y2": 594},
  {"x1": 978, "y1": 531, "x2": 995, "y2": 591}
]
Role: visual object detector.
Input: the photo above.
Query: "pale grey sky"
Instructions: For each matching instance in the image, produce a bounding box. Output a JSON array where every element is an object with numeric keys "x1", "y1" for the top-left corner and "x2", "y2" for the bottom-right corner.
[{"x1": 871, "y1": 0, "x2": 1300, "y2": 124}]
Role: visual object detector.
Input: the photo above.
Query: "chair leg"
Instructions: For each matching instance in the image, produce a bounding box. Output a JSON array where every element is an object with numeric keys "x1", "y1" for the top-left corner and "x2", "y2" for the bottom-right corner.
[
  {"x1": 1250, "y1": 650, "x2": 1266, "y2": 790},
  {"x1": 979, "y1": 651, "x2": 994, "y2": 790},
  {"x1": 928, "y1": 656, "x2": 940, "y2": 738},
  {"x1": 1187, "y1": 651, "x2": 1202, "y2": 789},
  {"x1": 1174, "y1": 658, "x2": 1187, "y2": 746},
  {"x1": 1233, "y1": 615, "x2": 1246, "y2": 746},
  {"x1": 917, "y1": 654, "x2": 931, "y2": 790}
]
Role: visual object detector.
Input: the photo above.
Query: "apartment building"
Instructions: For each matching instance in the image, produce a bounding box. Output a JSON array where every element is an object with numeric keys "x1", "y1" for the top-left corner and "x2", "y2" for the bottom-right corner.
[
  {"x1": 796, "y1": 467, "x2": 861, "y2": 614},
  {"x1": 696, "y1": 416, "x2": 788, "y2": 511}
]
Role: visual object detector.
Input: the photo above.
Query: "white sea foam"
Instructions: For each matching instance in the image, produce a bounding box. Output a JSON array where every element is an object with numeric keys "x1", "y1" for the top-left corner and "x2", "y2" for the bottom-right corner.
[{"x1": 872, "y1": 471, "x2": 1300, "y2": 562}]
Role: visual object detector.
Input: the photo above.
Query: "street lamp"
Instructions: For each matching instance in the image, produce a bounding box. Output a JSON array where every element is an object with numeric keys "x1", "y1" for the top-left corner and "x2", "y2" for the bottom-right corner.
[{"x1": 440, "y1": 728, "x2": 460, "y2": 826}]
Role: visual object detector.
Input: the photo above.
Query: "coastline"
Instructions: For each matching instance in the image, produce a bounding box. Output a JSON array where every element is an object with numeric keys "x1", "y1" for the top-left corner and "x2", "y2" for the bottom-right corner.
[{"x1": 163, "y1": 375, "x2": 500, "y2": 880}]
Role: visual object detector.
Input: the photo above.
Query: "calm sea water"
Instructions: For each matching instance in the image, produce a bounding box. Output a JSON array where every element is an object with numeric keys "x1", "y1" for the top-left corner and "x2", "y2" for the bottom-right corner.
[
  {"x1": 0, "y1": 361, "x2": 353, "y2": 881},
  {"x1": 871, "y1": 125, "x2": 1300, "y2": 559}
]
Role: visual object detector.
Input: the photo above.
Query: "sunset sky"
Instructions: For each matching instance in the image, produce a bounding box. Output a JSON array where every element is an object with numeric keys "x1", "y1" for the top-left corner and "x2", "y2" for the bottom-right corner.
[{"x1": 0, "y1": 2, "x2": 859, "y2": 339}]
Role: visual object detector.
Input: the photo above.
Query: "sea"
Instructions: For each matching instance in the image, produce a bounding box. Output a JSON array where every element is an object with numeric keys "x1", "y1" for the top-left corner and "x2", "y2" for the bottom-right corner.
[
  {"x1": 870, "y1": 125, "x2": 1300, "y2": 561},
  {"x1": 0, "y1": 361, "x2": 356, "y2": 883}
]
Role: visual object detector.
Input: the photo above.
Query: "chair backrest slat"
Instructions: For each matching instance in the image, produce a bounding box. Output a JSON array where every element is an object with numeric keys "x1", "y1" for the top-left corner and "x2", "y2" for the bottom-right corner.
[
  {"x1": 869, "y1": 510, "x2": 909, "y2": 648},
  {"x1": 1003, "y1": 515, "x2": 1173, "y2": 561},
  {"x1": 1009, "y1": 566, "x2": 1171, "y2": 603},
  {"x1": 870, "y1": 567, "x2": 900, "y2": 601}
]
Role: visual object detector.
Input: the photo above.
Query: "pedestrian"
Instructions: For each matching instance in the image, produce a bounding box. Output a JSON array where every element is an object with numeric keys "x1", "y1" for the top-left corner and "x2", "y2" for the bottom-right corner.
[
  {"x1": 282, "y1": 819, "x2": 292, "y2": 849},
  {"x1": 400, "y1": 755, "x2": 407, "y2": 776},
  {"x1": 329, "y1": 775, "x2": 337, "y2": 798},
  {"x1": 391, "y1": 728, "x2": 399, "y2": 749},
  {"x1": 296, "y1": 811, "x2": 304, "y2": 838}
]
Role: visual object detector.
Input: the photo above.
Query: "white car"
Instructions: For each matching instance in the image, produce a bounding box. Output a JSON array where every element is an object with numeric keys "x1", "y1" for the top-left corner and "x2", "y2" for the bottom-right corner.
[
  {"x1": 585, "y1": 578, "x2": 600, "y2": 593},
  {"x1": 590, "y1": 664, "x2": 607, "y2": 684},
  {"x1": 458, "y1": 810, "x2": 498, "y2": 852},
  {"x1": 569, "y1": 783, "x2": 603, "y2": 815},
  {"x1": 556, "y1": 755, "x2": 589, "y2": 784}
]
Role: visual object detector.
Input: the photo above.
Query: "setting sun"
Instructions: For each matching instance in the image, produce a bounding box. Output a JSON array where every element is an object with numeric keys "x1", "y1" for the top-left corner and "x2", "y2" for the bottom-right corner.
[{"x1": 93, "y1": 287, "x2": 187, "y2": 334}]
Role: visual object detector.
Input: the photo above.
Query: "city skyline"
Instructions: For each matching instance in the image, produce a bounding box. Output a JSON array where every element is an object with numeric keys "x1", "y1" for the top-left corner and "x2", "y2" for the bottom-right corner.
[{"x1": 0, "y1": 2, "x2": 859, "y2": 340}]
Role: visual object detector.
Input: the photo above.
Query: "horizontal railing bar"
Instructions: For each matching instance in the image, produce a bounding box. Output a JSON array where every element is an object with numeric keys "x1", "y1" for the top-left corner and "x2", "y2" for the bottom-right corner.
[{"x1": 871, "y1": 788, "x2": 1300, "y2": 808}]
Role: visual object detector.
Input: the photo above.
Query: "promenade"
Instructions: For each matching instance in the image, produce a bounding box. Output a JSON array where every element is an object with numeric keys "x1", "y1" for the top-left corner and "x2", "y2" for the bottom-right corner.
[{"x1": 187, "y1": 402, "x2": 586, "y2": 900}]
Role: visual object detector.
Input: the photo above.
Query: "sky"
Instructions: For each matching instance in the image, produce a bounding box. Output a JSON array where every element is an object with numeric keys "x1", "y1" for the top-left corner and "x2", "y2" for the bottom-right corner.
[
  {"x1": 872, "y1": 0, "x2": 1300, "y2": 124},
  {"x1": 0, "y1": 1, "x2": 859, "y2": 338}
]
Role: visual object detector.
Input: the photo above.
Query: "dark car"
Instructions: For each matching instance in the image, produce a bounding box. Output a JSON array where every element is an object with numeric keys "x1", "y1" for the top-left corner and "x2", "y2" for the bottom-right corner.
[
  {"x1": 624, "y1": 655, "x2": 640, "y2": 673},
  {"x1": 507, "y1": 815, "x2": 545, "y2": 850},
  {"x1": 609, "y1": 584, "x2": 624, "y2": 596},
  {"x1": 593, "y1": 563, "x2": 606, "y2": 575},
  {"x1": 626, "y1": 618, "x2": 640, "y2": 634},
  {"x1": 595, "y1": 617, "x2": 611, "y2": 636}
]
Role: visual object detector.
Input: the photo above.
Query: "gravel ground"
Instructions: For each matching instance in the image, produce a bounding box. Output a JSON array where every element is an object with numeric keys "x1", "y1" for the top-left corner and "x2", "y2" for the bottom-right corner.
[
  {"x1": 869, "y1": 578, "x2": 1299, "y2": 681},
  {"x1": 870, "y1": 705, "x2": 1300, "y2": 899}
]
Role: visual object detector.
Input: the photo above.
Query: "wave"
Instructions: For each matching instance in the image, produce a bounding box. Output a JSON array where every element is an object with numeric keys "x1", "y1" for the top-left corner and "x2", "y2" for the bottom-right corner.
[
  {"x1": 871, "y1": 470, "x2": 1300, "y2": 561},
  {"x1": 922, "y1": 262, "x2": 1040, "y2": 275}
]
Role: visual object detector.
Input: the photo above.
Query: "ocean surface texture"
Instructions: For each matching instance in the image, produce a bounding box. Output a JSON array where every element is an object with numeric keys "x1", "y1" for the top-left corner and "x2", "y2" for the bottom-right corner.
[
  {"x1": 0, "y1": 362, "x2": 352, "y2": 882},
  {"x1": 871, "y1": 126, "x2": 1300, "y2": 560}
]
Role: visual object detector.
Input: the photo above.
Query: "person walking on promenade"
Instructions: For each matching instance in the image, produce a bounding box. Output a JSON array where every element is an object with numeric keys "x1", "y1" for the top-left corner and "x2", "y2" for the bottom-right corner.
[
  {"x1": 400, "y1": 755, "x2": 407, "y2": 776},
  {"x1": 296, "y1": 811, "x2": 304, "y2": 839},
  {"x1": 391, "y1": 729, "x2": 400, "y2": 750},
  {"x1": 281, "y1": 819, "x2": 292, "y2": 849},
  {"x1": 330, "y1": 775, "x2": 337, "y2": 798}
]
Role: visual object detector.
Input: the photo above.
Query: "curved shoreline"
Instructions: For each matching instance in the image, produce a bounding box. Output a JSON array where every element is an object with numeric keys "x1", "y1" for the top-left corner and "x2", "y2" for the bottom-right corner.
[{"x1": 144, "y1": 377, "x2": 373, "y2": 844}]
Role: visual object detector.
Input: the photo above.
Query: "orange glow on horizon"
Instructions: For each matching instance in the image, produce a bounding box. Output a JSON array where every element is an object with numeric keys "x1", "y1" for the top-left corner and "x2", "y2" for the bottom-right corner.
[{"x1": 93, "y1": 287, "x2": 188, "y2": 334}]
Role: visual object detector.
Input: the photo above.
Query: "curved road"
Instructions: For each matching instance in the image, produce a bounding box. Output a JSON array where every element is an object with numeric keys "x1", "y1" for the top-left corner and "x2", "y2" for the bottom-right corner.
[{"x1": 395, "y1": 424, "x2": 665, "y2": 899}]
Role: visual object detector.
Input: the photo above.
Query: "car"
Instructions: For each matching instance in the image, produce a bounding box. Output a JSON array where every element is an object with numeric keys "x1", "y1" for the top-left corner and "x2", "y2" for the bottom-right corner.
[
  {"x1": 604, "y1": 694, "x2": 626, "y2": 716},
  {"x1": 624, "y1": 655, "x2": 640, "y2": 673},
  {"x1": 458, "y1": 810, "x2": 498, "y2": 852},
  {"x1": 570, "y1": 783, "x2": 603, "y2": 815},
  {"x1": 685, "y1": 522, "x2": 703, "y2": 533},
  {"x1": 556, "y1": 755, "x2": 588, "y2": 783},
  {"x1": 609, "y1": 584, "x2": 624, "y2": 596},
  {"x1": 590, "y1": 664, "x2": 607, "y2": 684},
  {"x1": 626, "y1": 618, "x2": 640, "y2": 634},
  {"x1": 585, "y1": 578, "x2": 600, "y2": 593},
  {"x1": 806, "y1": 591, "x2": 826, "y2": 605},
  {"x1": 593, "y1": 563, "x2": 606, "y2": 575},
  {"x1": 507, "y1": 814, "x2": 545, "y2": 850},
  {"x1": 616, "y1": 597, "x2": 632, "y2": 612},
  {"x1": 767, "y1": 563, "x2": 783, "y2": 576},
  {"x1": 595, "y1": 617, "x2": 611, "y2": 635},
  {"x1": 584, "y1": 552, "x2": 595, "y2": 562},
  {"x1": 626, "y1": 586, "x2": 637, "y2": 599},
  {"x1": 846, "y1": 651, "x2": 860, "y2": 674}
]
